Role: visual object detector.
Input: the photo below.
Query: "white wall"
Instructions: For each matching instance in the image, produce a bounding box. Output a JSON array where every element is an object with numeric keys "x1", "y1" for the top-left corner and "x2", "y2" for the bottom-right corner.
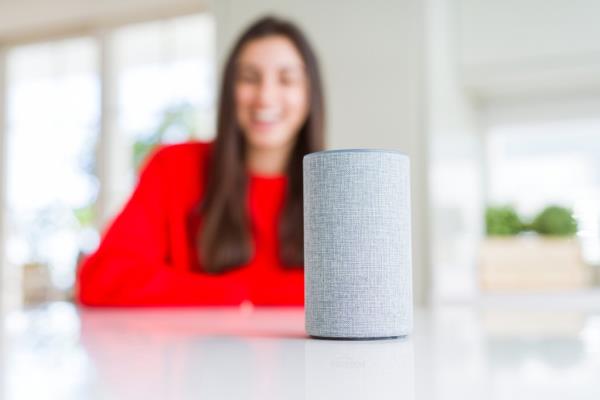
[
  {"x1": 457, "y1": 0, "x2": 600, "y2": 99},
  {"x1": 458, "y1": 0, "x2": 600, "y2": 66},
  {"x1": 0, "y1": 48, "x2": 6, "y2": 312},
  {"x1": 211, "y1": 0, "x2": 431, "y2": 305},
  {"x1": 426, "y1": 0, "x2": 483, "y2": 302},
  {"x1": 484, "y1": 95, "x2": 600, "y2": 127}
]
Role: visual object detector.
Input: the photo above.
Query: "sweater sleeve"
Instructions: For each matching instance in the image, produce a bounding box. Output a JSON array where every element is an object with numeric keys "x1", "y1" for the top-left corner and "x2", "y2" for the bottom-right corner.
[{"x1": 76, "y1": 147, "x2": 249, "y2": 306}]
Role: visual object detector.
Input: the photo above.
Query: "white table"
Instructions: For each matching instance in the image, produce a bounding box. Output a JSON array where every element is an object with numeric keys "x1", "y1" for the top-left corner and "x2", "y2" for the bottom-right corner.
[{"x1": 1, "y1": 302, "x2": 599, "y2": 399}]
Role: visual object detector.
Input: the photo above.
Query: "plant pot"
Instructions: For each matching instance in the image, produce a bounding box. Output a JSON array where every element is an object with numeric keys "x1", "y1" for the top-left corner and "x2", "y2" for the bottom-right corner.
[{"x1": 479, "y1": 236, "x2": 592, "y2": 291}]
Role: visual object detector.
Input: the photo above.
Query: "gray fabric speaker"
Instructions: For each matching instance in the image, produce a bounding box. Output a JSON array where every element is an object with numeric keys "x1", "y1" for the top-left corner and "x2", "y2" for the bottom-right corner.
[{"x1": 303, "y1": 149, "x2": 412, "y2": 339}]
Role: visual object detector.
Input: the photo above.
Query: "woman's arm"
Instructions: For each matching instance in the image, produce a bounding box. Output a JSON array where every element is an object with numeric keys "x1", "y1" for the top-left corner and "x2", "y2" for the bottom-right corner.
[{"x1": 76, "y1": 147, "x2": 248, "y2": 306}]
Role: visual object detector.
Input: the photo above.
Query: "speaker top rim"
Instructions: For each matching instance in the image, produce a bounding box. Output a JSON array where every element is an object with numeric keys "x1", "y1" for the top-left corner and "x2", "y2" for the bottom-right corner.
[{"x1": 304, "y1": 148, "x2": 408, "y2": 159}]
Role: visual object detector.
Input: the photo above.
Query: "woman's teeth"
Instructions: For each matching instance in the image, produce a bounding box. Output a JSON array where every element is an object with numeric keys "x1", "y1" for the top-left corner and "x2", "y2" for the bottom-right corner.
[{"x1": 254, "y1": 110, "x2": 281, "y2": 123}]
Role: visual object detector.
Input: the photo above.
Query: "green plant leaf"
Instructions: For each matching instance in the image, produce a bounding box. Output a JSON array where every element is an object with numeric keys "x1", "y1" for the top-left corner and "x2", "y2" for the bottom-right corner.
[
  {"x1": 485, "y1": 206, "x2": 523, "y2": 236},
  {"x1": 531, "y1": 206, "x2": 578, "y2": 236}
]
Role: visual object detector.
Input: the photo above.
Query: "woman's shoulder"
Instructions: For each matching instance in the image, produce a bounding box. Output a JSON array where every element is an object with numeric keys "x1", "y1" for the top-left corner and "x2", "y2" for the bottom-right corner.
[
  {"x1": 154, "y1": 140, "x2": 214, "y2": 160},
  {"x1": 145, "y1": 140, "x2": 214, "y2": 169}
]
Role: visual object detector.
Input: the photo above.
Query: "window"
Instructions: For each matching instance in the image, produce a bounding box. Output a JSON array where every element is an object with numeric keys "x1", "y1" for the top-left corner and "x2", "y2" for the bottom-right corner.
[
  {"x1": 2, "y1": 13, "x2": 216, "y2": 307},
  {"x1": 107, "y1": 14, "x2": 216, "y2": 218},
  {"x1": 487, "y1": 117, "x2": 600, "y2": 266},
  {"x1": 5, "y1": 38, "x2": 99, "y2": 305}
]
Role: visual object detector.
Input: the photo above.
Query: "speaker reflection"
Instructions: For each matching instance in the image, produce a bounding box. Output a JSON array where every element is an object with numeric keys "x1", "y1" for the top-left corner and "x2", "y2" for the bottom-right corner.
[{"x1": 304, "y1": 337, "x2": 415, "y2": 400}]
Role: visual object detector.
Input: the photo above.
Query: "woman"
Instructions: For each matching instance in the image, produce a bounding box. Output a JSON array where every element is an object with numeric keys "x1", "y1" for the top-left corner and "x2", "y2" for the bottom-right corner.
[{"x1": 77, "y1": 16, "x2": 325, "y2": 306}]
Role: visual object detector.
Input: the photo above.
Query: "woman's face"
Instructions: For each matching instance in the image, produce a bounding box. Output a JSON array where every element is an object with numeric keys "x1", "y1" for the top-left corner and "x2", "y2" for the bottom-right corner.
[{"x1": 235, "y1": 35, "x2": 309, "y2": 153}]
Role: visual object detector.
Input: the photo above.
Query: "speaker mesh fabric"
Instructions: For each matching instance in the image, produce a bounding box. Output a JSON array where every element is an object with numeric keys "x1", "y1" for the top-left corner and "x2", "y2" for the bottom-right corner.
[{"x1": 303, "y1": 149, "x2": 412, "y2": 339}]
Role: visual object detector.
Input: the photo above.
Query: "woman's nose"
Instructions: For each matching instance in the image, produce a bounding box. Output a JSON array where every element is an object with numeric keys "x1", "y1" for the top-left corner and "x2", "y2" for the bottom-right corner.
[{"x1": 255, "y1": 78, "x2": 279, "y2": 105}]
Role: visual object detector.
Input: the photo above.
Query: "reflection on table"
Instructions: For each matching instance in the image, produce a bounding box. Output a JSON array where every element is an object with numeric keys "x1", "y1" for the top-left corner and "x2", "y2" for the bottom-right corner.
[{"x1": 2, "y1": 302, "x2": 600, "y2": 399}]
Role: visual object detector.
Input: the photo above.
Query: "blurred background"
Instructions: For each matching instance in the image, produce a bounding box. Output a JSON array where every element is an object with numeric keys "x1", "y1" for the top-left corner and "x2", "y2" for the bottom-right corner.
[{"x1": 0, "y1": 0, "x2": 599, "y2": 311}]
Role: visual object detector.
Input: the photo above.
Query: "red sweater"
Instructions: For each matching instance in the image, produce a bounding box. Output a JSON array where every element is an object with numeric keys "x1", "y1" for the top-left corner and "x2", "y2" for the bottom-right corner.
[{"x1": 76, "y1": 142, "x2": 304, "y2": 306}]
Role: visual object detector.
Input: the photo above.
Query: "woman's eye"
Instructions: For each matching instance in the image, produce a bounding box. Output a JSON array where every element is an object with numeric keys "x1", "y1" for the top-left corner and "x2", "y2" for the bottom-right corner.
[
  {"x1": 238, "y1": 71, "x2": 260, "y2": 83},
  {"x1": 280, "y1": 73, "x2": 302, "y2": 86}
]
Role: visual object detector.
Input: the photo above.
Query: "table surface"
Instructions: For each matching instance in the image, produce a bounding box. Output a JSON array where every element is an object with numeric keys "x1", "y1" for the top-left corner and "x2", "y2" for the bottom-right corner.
[{"x1": 1, "y1": 302, "x2": 600, "y2": 400}]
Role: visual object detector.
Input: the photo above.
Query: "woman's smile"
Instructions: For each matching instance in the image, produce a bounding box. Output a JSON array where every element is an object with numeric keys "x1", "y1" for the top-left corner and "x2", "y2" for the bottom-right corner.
[{"x1": 251, "y1": 108, "x2": 283, "y2": 130}]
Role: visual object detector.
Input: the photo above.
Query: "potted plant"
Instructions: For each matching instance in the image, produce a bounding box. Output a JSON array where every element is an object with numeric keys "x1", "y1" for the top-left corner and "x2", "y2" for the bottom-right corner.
[{"x1": 480, "y1": 205, "x2": 591, "y2": 291}]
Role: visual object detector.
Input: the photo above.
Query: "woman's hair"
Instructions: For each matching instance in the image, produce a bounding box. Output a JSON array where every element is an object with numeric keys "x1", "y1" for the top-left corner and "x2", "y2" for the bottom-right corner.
[{"x1": 197, "y1": 15, "x2": 325, "y2": 274}]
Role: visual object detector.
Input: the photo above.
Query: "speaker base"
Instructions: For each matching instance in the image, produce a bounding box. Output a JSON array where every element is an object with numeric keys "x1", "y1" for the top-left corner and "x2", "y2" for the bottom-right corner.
[{"x1": 309, "y1": 335, "x2": 407, "y2": 341}]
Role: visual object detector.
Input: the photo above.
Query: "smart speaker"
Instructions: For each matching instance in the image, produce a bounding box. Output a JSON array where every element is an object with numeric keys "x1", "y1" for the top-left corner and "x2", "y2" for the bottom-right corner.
[{"x1": 303, "y1": 149, "x2": 412, "y2": 339}]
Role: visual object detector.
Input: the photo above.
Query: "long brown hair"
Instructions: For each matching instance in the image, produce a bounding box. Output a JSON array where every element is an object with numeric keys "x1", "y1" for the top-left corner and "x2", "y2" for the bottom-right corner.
[{"x1": 197, "y1": 16, "x2": 325, "y2": 274}]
